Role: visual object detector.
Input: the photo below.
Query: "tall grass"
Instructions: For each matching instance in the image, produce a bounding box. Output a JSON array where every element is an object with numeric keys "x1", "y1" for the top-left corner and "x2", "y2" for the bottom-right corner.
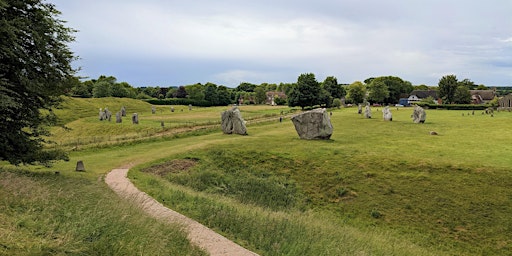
[{"x1": 0, "y1": 167, "x2": 206, "y2": 256}]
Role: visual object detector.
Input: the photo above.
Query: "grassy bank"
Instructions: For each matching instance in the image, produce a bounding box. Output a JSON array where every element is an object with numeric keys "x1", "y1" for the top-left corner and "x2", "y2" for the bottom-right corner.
[
  {"x1": 3, "y1": 98, "x2": 511, "y2": 255},
  {"x1": 0, "y1": 167, "x2": 206, "y2": 255}
]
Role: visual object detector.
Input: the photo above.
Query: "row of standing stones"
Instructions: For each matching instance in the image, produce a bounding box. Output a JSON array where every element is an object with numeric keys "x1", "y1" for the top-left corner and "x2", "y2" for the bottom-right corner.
[{"x1": 81, "y1": 105, "x2": 429, "y2": 171}]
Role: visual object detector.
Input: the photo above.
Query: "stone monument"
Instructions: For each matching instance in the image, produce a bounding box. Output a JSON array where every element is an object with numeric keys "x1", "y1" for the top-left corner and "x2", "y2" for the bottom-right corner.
[
  {"x1": 151, "y1": 105, "x2": 156, "y2": 114},
  {"x1": 121, "y1": 106, "x2": 126, "y2": 116},
  {"x1": 382, "y1": 106, "x2": 392, "y2": 121},
  {"x1": 116, "y1": 112, "x2": 122, "y2": 123},
  {"x1": 364, "y1": 103, "x2": 372, "y2": 118},
  {"x1": 412, "y1": 105, "x2": 426, "y2": 123},
  {"x1": 221, "y1": 107, "x2": 247, "y2": 135},
  {"x1": 290, "y1": 108, "x2": 333, "y2": 140},
  {"x1": 75, "y1": 160, "x2": 85, "y2": 172},
  {"x1": 132, "y1": 113, "x2": 139, "y2": 124}
]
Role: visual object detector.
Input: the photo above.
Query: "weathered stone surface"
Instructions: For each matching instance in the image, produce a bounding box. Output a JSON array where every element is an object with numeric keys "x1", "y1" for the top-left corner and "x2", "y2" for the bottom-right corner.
[
  {"x1": 412, "y1": 105, "x2": 426, "y2": 123},
  {"x1": 116, "y1": 112, "x2": 122, "y2": 123},
  {"x1": 151, "y1": 105, "x2": 156, "y2": 114},
  {"x1": 291, "y1": 108, "x2": 333, "y2": 140},
  {"x1": 358, "y1": 104, "x2": 362, "y2": 114},
  {"x1": 132, "y1": 113, "x2": 139, "y2": 124},
  {"x1": 364, "y1": 103, "x2": 372, "y2": 119},
  {"x1": 76, "y1": 160, "x2": 85, "y2": 172},
  {"x1": 382, "y1": 106, "x2": 392, "y2": 121},
  {"x1": 188, "y1": 104, "x2": 192, "y2": 111},
  {"x1": 171, "y1": 106, "x2": 175, "y2": 112},
  {"x1": 221, "y1": 107, "x2": 247, "y2": 135},
  {"x1": 121, "y1": 106, "x2": 126, "y2": 116},
  {"x1": 105, "y1": 108, "x2": 112, "y2": 121},
  {"x1": 99, "y1": 108, "x2": 105, "y2": 120}
]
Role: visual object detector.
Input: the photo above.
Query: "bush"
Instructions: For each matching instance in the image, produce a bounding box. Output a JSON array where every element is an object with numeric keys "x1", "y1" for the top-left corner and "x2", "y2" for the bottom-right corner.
[{"x1": 415, "y1": 103, "x2": 489, "y2": 110}]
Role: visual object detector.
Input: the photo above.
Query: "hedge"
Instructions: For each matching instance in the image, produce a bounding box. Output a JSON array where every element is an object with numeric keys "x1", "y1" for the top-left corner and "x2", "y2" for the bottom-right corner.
[{"x1": 415, "y1": 103, "x2": 490, "y2": 110}]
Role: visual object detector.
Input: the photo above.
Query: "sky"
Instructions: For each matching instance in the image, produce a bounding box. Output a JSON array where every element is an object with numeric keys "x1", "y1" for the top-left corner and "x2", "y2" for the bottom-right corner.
[{"x1": 51, "y1": 0, "x2": 512, "y2": 88}]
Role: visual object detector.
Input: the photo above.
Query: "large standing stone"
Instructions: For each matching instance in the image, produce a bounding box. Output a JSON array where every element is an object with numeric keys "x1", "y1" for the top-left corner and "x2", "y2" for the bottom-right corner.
[
  {"x1": 116, "y1": 112, "x2": 122, "y2": 123},
  {"x1": 221, "y1": 107, "x2": 247, "y2": 135},
  {"x1": 382, "y1": 106, "x2": 392, "y2": 121},
  {"x1": 132, "y1": 113, "x2": 139, "y2": 124},
  {"x1": 412, "y1": 105, "x2": 426, "y2": 123},
  {"x1": 364, "y1": 103, "x2": 372, "y2": 118},
  {"x1": 291, "y1": 108, "x2": 333, "y2": 140}
]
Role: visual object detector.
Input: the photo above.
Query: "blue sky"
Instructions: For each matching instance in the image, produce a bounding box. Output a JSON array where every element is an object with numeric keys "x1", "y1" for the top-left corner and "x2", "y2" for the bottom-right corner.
[{"x1": 52, "y1": 0, "x2": 512, "y2": 88}]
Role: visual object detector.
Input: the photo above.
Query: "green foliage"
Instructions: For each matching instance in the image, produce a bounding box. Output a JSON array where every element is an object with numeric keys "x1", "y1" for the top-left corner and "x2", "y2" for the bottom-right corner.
[
  {"x1": 346, "y1": 81, "x2": 366, "y2": 104},
  {"x1": 367, "y1": 80, "x2": 389, "y2": 103},
  {"x1": 453, "y1": 85, "x2": 471, "y2": 104},
  {"x1": 322, "y1": 76, "x2": 345, "y2": 99},
  {"x1": 288, "y1": 73, "x2": 321, "y2": 109},
  {"x1": 370, "y1": 76, "x2": 413, "y2": 104},
  {"x1": 0, "y1": 0, "x2": 76, "y2": 165},
  {"x1": 92, "y1": 81, "x2": 112, "y2": 98},
  {"x1": 438, "y1": 74, "x2": 458, "y2": 104},
  {"x1": 415, "y1": 103, "x2": 489, "y2": 110},
  {"x1": 254, "y1": 86, "x2": 267, "y2": 104},
  {"x1": 145, "y1": 98, "x2": 212, "y2": 107},
  {"x1": 332, "y1": 98, "x2": 342, "y2": 108}
]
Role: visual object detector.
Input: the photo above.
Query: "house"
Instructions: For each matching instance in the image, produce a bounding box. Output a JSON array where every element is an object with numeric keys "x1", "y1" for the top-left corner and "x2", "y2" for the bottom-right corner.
[
  {"x1": 266, "y1": 91, "x2": 287, "y2": 105},
  {"x1": 408, "y1": 90, "x2": 440, "y2": 105},
  {"x1": 470, "y1": 90, "x2": 496, "y2": 104},
  {"x1": 498, "y1": 94, "x2": 512, "y2": 109}
]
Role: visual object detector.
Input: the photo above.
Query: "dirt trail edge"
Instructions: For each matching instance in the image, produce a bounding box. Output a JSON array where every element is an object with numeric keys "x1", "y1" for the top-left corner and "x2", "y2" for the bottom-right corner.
[{"x1": 105, "y1": 168, "x2": 259, "y2": 256}]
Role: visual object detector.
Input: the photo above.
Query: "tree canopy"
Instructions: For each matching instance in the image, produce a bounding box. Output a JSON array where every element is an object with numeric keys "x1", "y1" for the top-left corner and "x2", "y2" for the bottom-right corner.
[
  {"x1": 288, "y1": 73, "x2": 321, "y2": 109},
  {"x1": 438, "y1": 75, "x2": 459, "y2": 104},
  {"x1": 0, "y1": 0, "x2": 76, "y2": 165}
]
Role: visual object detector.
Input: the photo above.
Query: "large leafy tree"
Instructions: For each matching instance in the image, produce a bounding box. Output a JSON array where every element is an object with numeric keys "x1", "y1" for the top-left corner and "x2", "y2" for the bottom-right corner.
[
  {"x1": 288, "y1": 73, "x2": 321, "y2": 109},
  {"x1": 346, "y1": 81, "x2": 366, "y2": 104},
  {"x1": 368, "y1": 76, "x2": 413, "y2": 104},
  {"x1": 322, "y1": 76, "x2": 345, "y2": 99},
  {"x1": 0, "y1": 0, "x2": 77, "y2": 165},
  {"x1": 438, "y1": 74, "x2": 458, "y2": 104},
  {"x1": 367, "y1": 80, "x2": 389, "y2": 103},
  {"x1": 453, "y1": 85, "x2": 471, "y2": 104}
]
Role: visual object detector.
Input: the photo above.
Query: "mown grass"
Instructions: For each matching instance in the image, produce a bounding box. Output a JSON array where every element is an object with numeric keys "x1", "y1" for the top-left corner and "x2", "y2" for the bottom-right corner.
[
  {"x1": 4, "y1": 99, "x2": 512, "y2": 255},
  {"x1": 129, "y1": 106, "x2": 512, "y2": 255},
  {"x1": 0, "y1": 167, "x2": 206, "y2": 256}
]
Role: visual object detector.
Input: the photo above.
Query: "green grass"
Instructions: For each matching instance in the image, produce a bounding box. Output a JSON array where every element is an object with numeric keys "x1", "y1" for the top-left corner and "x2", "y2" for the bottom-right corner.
[
  {"x1": 3, "y1": 99, "x2": 512, "y2": 255},
  {"x1": 0, "y1": 167, "x2": 206, "y2": 256}
]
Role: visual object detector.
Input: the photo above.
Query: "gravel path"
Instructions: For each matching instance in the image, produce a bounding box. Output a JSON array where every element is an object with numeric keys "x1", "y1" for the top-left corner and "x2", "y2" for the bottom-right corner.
[{"x1": 105, "y1": 168, "x2": 259, "y2": 256}]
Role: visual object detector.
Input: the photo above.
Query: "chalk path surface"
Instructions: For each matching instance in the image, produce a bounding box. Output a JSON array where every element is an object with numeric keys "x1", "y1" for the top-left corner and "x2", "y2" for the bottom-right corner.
[{"x1": 105, "y1": 168, "x2": 259, "y2": 256}]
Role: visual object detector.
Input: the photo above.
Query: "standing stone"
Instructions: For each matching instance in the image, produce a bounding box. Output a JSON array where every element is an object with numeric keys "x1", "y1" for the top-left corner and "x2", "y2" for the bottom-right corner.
[
  {"x1": 99, "y1": 108, "x2": 104, "y2": 121},
  {"x1": 132, "y1": 113, "x2": 139, "y2": 124},
  {"x1": 291, "y1": 108, "x2": 333, "y2": 140},
  {"x1": 221, "y1": 107, "x2": 247, "y2": 135},
  {"x1": 116, "y1": 112, "x2": 122, "y2": 123},
  {"x1": 161, "y1": 121, "x2": 164, "y2": 127},
  {"x1": 382, "y1": 106, "x2": 392, "y2": 121},
  {"x1": 151, "y1": 105, "x2": 156, "y2": 114},
  {"x1": 171, "y1": 106, "x2": 175, "y2": 112},
  {"x1": 121, "y1": 106, "x2": 126, "y2": 116},
  {"x1": 188, "y1": 104, "x2": 192, "y2": 111},
  {"x1": 75, "y1": 160, "x2": 85, "y2": 172},
  {"x1": 105, "y1": 108, "x2": 112, "y2": 122},
  {"x1": 364, "y1": 103, "x2": 372, "y2": 118},
  {"x1": 412, "y1": 105, "x2": 426, "y2": 123},
  {"x1": 358, "y1": 104, "x2": 362, "y2": 114}
]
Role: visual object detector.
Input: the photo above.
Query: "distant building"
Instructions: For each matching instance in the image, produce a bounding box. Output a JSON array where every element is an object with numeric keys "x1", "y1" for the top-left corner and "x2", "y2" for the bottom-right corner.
[
  {"x1": 470, "y1": 90, "x2": 496, "y2": 104},
  {"x1": 266, "y1": 91, "x2": 287, "y2": 105},
  {"x1": 408, "y1": 90, "x2": 440, "y2": 105},
  {"x1": 498, "y1": 94, "x2": 512, "y2": 109}
]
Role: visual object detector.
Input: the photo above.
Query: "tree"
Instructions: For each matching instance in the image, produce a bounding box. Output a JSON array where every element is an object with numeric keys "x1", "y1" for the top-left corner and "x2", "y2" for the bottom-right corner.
[
  {"x1": 458, "y1": 78, "x2": 476, "y2": 90},
  {"x1": 186, "y1": 83, "x2": 205, "y2": 101},
  {"x1": 346, "y1": 81, "x2": 367, "y2": 104},
  {"x1": 92, "y1": 81, "x2": 112, "y2": 98},
  {"x1": 217, "y1": 85, "x2": 232, "y2": 106},
  {"x1": 453, "y1": 85, "x2": 471, "y2": 104},
  {"x1": 254, "y1": 86, "x2": 267, "y2": 104},
  {"x1": 111, "y1": 83, "x2": 130, "y2": 98},
  {"x1": 367, "y1": 80, "x2": 389, "y2": 103},
  {"x1": 175, "y1": 86, "x2": 188, "y2": 98},
  {"x1": 288, "y1": 73, "x2": 321, "y2": 109},
  {"x1": 368, "y1": 76, "x2": 413, "y2": 104},
  {"x1": 322, "y1": 76, "x2": 345, "y2": 100},
  {"x1": 204, "y1": 82, "x2": 219, "y2": 105},
  {"x1": 438, "y1": 74, "x2": 458, "y2": 104},
  {"x1": 0, "y1": 0, "x2": 76, "y2": 165}
]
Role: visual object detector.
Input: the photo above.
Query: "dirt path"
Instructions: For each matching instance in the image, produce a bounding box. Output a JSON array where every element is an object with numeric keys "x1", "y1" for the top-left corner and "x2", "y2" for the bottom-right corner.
[{"x1": 105, "y1": 168, "x2": 259, "y2": 256}]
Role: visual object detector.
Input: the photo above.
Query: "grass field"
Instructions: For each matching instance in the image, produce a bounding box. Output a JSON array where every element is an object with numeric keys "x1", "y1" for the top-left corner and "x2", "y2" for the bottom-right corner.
[{"x1": 2, "y1": 97, "x2": 512, "y2": 255}]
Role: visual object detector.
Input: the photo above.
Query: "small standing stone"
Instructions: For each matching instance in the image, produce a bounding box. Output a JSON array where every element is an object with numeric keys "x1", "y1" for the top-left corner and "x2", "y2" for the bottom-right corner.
[
  {"x1": 358, "y1": 104, "x2": 362, "y2": 114},
  {"x1": 382, "y1": 106, "x2": 392, "y2": 121},
  {"x1": 116, "y1": 112, "x2": 122, "y2": 123},
  {"x1": 364, "y1": 103, "x2": 372, "y2": 119},
  {"x1": 188, "y1": 104, "x2": 192, "y2": 111},
  {"x1": 161, "y1": 121, "x2": 164, "y2": 127},
  {"x1": 171, "y1": 106, "x2": 175, "y2": 112},
  {"x1": 76, "y1": 160, "x2": 85, "y2": 172},
  {"x1": 132, "y1": 113, "x2": 139, "y2": 124},
  {"x1": 151, "y1": 105, "x2": 156, "y2": 114},
  {"x1": 121, "y1": 106, "x2": 126, "y2": 116}
]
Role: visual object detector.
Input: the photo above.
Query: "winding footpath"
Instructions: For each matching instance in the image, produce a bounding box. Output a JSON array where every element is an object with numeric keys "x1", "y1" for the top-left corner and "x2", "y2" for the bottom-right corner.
[{"x1": 105, "y1": 168, "x2": 259, "y2": 256}]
